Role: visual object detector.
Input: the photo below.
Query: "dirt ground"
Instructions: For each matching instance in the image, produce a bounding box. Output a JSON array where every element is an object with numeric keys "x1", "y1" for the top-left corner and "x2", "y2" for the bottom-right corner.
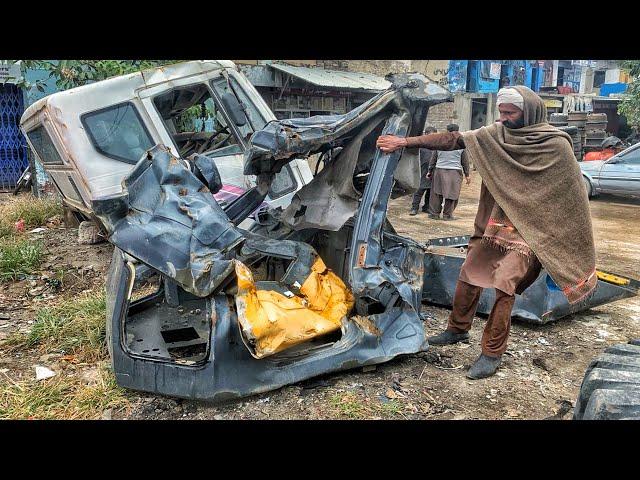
[{"x1": 1, "y1": 174, "x2": 639, "y2": 420}]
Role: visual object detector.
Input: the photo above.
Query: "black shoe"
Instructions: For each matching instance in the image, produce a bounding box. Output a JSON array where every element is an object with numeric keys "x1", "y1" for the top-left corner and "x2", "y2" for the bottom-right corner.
[
  {"x1": 442, "y1": 215, "x2": 457, "y2": 221},
  {"x1": 466, "y1": 354, "x2": 502, "y2": 379},
  {"x1": 427, "y1": 329, "x2": 470, "y2": 345},
  {"x1": 409, "y1": 209, "x2": 418, "y2": 216},
  {"x1": 427, "y1": 214, "x2": 440, "y2": 220}
]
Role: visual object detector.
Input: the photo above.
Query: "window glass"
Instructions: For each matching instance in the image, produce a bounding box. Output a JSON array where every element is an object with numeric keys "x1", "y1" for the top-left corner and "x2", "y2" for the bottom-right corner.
[
  {"x1": 26, "y1": 126, "x2": 63, "y2": 165},
  {"x1": 269, "y1": 165, "x2": 297, "y2": 199},
  {"x1": 620, "y1": 148, "x2": 640, "y2": 164},
  {"x1": 213, "y1": 155, "x2": 255, "y2": 190},
  {"x1": 209, "y1": 155, "x2": 296, "y2": 200},
  {"x1": 83, "y1": 103, "x2": 153, "y2": 163}
]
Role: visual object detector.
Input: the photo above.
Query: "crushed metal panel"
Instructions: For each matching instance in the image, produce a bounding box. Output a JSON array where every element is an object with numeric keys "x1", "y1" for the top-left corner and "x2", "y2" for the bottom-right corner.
[
  {"x1": 244, "y1": 75, "x2": 452, "y2": 231},
  {"x1": 93, "y1": 144, "x2": 244, "y2": 297},
  {"x1": 423, "y1": 235, "x2": 640, "y2": 324},
  {"x1": 103, "y1": 73, "x2": 459, "y2": 401}
]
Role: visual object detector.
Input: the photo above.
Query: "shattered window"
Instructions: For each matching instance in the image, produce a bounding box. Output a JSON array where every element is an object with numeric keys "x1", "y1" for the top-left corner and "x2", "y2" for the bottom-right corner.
[
  {"x1": 82, "y1": 103, "x2": 154, "y2": 164},
  {"x1": 154, "y1": 84, "x2": 242, "y2": 158}
]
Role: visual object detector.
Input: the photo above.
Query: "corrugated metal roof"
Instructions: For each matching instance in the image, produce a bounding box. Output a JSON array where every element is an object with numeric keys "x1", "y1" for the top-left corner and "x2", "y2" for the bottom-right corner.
[{"x1": 269, "y1": 64, "x2": 391, "y2": 91}]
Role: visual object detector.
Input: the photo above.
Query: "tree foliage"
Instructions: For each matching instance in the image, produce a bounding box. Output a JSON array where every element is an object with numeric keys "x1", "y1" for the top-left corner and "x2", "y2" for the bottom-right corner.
[
  {"x1": 6, "y1": 60, "x2": 182, "y2": 92},
  {"x1": 618, "y1": 60, "x2": 640, "y2": 128}
]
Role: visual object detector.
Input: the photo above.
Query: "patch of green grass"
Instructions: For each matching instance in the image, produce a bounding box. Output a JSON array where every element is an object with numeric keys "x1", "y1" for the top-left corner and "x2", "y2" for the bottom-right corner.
[
  {"x1": 0, "y1": 195, "x2": 63, "y2": 232},
  {"x1": 0, "y1": 288, "x2": 128, "y2": 420},
  {"x1": 0, "y1": 238, "x2": 44, "y2": 281},
  {"x1": 0, "y1": 219, "x2": 13, "y2": 240},
  {"x1": 377, "y1": 400, "x2": 404, "y2": 418},
  {"x1": 4, "y1": 290, "x2": 107, "y2": 362},
  {"x1": 328, "y1": 392, "x2": 407, "y2": 419},
  {"x1": 0, "y1": 363, "x2": 130, "y2": 420},
  {"x1": 329, "y1": 392, "x2": 369, "y2": 419},
  {"x1": 30, "y1": 291, "x2": 106, "y2": 361}
]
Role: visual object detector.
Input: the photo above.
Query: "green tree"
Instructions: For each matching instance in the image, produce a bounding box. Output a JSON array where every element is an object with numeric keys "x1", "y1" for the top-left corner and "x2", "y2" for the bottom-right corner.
[
  {"x1": 618, "y1": 60, "x2": 640, "y2": 129},
  {"x1": 5, "y1": 60, "x2": 182, "y2": 92}
]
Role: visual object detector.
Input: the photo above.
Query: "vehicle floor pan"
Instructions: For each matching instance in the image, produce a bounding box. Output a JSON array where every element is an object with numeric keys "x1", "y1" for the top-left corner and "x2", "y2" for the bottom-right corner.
[
  {"x1": 125, "y1": 297, "x2": 210, "y2": 362},
  {"x1": 107, "y1": 249, "x2": 427, "y2": 402}
]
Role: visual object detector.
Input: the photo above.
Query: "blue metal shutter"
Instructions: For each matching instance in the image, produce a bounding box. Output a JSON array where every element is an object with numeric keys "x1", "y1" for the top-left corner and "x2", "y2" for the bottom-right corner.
[{"x1": 0, "y1": 83, "x2": 28, "y2": 191}]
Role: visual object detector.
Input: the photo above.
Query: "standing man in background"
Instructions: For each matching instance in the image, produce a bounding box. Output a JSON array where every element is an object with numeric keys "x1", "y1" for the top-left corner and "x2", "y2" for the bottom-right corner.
[
  {"x1": 410, "y1": 126, "x2": 437, "y2": 215},
  {"x1": 427, "y1": 124, "x2": 471, "y2": 221}
]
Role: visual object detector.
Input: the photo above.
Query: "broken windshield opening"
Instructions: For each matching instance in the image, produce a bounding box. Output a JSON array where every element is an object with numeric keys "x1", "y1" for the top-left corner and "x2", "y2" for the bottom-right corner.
[{"x1": 153, "y1": 83, "x2": 243, "y2": 158}]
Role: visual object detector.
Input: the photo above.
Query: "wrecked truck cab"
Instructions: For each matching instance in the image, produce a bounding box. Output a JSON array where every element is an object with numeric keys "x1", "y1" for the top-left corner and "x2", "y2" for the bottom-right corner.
[
  {"x1": 100, "y1": 73, "x2": 452, "y2": 401},
  {"x1": 19, "y1": 60, "x2": 312, "y2": 226}
]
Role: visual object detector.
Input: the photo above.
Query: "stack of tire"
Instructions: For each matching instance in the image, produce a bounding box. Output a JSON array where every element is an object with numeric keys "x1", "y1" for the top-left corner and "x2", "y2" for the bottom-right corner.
[
  {"x1": 549, "y1": 113, "x2": 568, "y2": 128},
  {"x1": 573, "y1": 339, "x2": 640, "y2": 420},
  {"x1": 584, "y1": 113, "x2": 609, "y2": 152},
  {"x1": 553, "y1": 114, "x2": 581, "y2": 161},
  {"x1": 567, "y1": 112, "x2": 588, "y2": 161}
]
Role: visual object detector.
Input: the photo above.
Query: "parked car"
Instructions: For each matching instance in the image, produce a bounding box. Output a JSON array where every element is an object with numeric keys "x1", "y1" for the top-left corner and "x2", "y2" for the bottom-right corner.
[{"x1": 581, "y1": 142, "x2": 640, "y2": 198}]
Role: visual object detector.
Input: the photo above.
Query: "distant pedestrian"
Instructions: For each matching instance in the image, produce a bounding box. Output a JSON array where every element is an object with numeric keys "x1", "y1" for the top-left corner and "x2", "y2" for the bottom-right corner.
[
  {"x1": 409, "y1": 126, "x2": 438, "y2": 215},
  {"x1": 426, "y1": 124, "x2": 470, "y2": 220}
]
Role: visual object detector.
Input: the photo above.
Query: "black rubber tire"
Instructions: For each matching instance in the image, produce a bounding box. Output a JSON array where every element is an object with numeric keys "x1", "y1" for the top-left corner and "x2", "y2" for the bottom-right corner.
[
  {"x1": 573, "y1": 341, "x2": 640, "y2": 419},
  {"x1": 583, "y1": 176, "x2": 593, "y2": 198}
]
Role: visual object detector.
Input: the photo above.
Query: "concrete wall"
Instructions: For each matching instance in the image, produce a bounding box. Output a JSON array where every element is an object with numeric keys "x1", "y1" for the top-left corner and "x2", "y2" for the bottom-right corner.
[
  {"x1": 324, "y1": 60, "x2": 413, "y2": 76},
  {"x1": 425, "y1": 102, "x2": 455, "y2": 132},
  {"x1": 605, "y1": 68, "x2": 621, "y2": 84}
]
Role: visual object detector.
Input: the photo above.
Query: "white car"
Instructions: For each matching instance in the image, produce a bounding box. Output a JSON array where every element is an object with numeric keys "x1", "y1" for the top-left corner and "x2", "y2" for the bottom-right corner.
[{"x1": 19, "y1": 61, "x2": 313, "y2": 223}]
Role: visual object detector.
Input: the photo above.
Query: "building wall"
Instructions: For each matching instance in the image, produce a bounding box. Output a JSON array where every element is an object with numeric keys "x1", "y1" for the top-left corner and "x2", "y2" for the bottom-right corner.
[
  {"x1": 323, "y1": 60, "x2": 414, "y2": 76},
  {"x1": 425, "y1": 102, "x2": 455, "y2": 132}
]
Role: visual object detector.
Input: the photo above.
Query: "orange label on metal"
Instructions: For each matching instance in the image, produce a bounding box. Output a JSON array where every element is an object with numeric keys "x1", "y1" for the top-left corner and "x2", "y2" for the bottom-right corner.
[{"x1": 357, "y1": 243, "x2": 367, "y2": 267}]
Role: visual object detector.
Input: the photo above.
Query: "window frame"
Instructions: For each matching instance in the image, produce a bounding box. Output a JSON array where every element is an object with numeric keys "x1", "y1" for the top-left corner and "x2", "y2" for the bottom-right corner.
[
  {"x1": 150, "y1": 79, "x2": 298, "y2": 200},
  {"x1": 81, "y1": 101, "x2": 155, "y2": 165},
  {"x1": 618, "y1": 144, "x2": 640, "y2": 163},
  {"x1": 268, "y1": 163, "x2": 298, "y2": 200},
  {"x1": 25, "y1": 124, "x2": 65, "y2": 165},
  {"x1": 151, "y1": 81, "x2": 246, "y2": 157},
  {"x1": 620, "y1": 150, "x2": 640, "y2": 164}
]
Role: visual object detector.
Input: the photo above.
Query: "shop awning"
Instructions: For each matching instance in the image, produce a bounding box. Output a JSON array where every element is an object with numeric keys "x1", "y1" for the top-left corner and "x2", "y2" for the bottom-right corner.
[{"x1": 269, "y1": 64, "x2": 391, "y2": 92}]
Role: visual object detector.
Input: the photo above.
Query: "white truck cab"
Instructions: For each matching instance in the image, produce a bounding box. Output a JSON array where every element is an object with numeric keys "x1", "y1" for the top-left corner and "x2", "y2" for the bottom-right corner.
[{"x1": 19, "y1": 60, "x2": 313, "y2": 218}]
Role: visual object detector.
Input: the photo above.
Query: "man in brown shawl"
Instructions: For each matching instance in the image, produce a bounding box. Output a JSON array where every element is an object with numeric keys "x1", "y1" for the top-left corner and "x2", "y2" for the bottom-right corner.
[{"x1": 377, "y1": 86, "x2": 597, "y2": 379}]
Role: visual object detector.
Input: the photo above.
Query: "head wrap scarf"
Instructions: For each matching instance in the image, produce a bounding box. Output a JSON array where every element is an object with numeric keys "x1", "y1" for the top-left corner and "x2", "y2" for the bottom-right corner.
[{"x1": 497, "y1": 87, "x2": 524, "y2": 111}]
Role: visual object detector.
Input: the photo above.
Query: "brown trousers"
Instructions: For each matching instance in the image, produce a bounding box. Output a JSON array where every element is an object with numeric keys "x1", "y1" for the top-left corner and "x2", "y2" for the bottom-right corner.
[
  {"x1": 447, "y1": 280, "x2": 515, "y2": 357},
  {"x1": 429, "y1": 193, "x2": 458, "y2": 217}
]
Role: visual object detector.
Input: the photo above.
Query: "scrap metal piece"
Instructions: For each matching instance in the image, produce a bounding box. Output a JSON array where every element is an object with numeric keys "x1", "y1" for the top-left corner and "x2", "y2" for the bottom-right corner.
[
  {"x1": 93, "y1": 144, "x2": 244, "y2": 297},
  {"x1": 423, "y1": 235, "x2": 640, "y2": 324},
  {"x1": 244, "y1": 74, "x2": 452, "y2": 232},
  {"x1": 234, "y1": 257, "x2": 354, "y2": 358}
]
